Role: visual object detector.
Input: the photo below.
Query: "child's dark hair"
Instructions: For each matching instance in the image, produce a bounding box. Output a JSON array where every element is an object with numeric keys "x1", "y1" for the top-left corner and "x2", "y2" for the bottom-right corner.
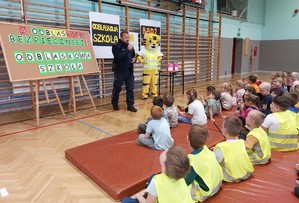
[
  {"x1": 164, "y1": 146, "x2": 190, "y2": 180},
  {"x1": 272, "y1": 96, "x2": 291, "y2": 111},
  {"x1": 211, "y1": 90, "x2": 221, "y2": 100},
  {"x1": 206, "y1": 86, "x2": 216, "y2": 93},
  {"x1": 248, "y1": 75, "x2": 257, "y2": 83},
  {"x1": 223, "y1": 117, "x2": 242, "y2": 137},
  {"x1": 188, "y1": 125, "x2": 209, "y2": 149},
  {"x1": 283, "y1": 92, "x2": 299, "y2": 106},
  {"x1": 163, "y1": 94, "x2": 174, "y2": 107},
  {"x1": 153, "y1": 96, "x2": 164, "y2": 108},
  {"x1": 244, "y1": 93, "x2": 260, "y2": 107},
  {"x1": 151, "y1": 105, "x2": 163, "y2": 120},
  {"x1": 186, "y1": 89, "x2": 197, "y2": 104},
  {"x1": 244, "y1": 86, "x2": 256, "y2": 95}
]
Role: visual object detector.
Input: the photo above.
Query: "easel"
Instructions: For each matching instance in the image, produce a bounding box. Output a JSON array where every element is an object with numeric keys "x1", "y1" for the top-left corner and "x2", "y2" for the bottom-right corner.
[
  {"x1": 29, "y1": 79, "x2": 66, "y2": 127},
  {"x1": 68, "y1": 75, "x2": 96, "y2": 115}
]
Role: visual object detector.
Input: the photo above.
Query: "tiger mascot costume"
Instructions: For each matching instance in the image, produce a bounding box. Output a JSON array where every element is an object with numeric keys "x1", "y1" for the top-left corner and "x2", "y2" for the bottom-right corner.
[{"x1": 136, "y1": 33, "x2": 163, "y2": 100}]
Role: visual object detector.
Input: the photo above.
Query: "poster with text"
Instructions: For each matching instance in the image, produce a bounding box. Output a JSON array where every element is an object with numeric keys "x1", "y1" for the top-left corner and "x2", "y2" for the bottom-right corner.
[
  {"x1": 139, "y1": 19, "x2": 161, "y2": 52},
  {"x1": 89, "y1": 12, "x2": 120, "y2": 58},
  {"x1": 129, "y1": 32, "x2": 139, "y2": 52},
  {"x1": 0, "y1": 22, "x2": 98, "y2": 82}
]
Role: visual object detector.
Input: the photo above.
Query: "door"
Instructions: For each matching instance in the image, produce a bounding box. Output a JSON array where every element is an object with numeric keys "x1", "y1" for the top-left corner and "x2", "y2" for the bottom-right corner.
[{"x1": 231, "y1": 38, "x2": 243, "y2": 74}]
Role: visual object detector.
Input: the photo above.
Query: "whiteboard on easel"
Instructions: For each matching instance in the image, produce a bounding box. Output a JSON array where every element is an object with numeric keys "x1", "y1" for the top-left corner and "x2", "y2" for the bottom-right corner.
[{"x1": 0, "y1": 22, "x2": 99, "y2": 82}]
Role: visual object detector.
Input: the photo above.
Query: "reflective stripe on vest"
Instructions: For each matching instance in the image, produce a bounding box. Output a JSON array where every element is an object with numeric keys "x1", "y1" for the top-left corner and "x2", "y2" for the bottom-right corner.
[
  {"x1": 154, "y1": 173, "x2": 194, "y2": 203},
  {"x1": 188, "y1": 146, "x2": 223, "y2": 202},
  {"x1": 144, "y1": 49, "x2": 159, "y2": 70},
  {"x1": 268, "y1": 110, "x2": 299, "y2": 152},
  {"x1": 247, "y1": 127, "x2": 271, "y2": 165},
  {"x1": 215, "y1": 140, "x2": 254, "y2": 182}
]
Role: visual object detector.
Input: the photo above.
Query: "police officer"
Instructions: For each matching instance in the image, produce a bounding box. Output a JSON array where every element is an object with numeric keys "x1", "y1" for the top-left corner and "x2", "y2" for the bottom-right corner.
[{"x1": 111, "y1": 31, "x2": 137, "y2": 112}]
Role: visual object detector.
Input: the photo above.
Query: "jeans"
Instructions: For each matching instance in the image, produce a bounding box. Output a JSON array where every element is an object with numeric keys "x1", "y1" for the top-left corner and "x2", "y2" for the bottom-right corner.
[
  {"x1": 178, "y1": 115, "x2": 192, "y2": 124},
  {"x1": 121, "y1": 174, "x2": 156, "y2": 203}
]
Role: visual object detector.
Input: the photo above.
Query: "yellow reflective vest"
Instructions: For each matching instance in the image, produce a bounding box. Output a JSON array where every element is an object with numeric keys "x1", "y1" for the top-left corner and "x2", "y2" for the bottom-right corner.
[
  {"x1": 188, "y1": 146, "x2": 223, "y2": 202},
  {"x1": 215, "y1": 140, "x2": 254, "y2": 182},
  {"x1": 247, "y1": 127, "x2": 271, "y2": 164},
  {"x1": 268, "y1": 110, "x2": 299, "y2": 152},
  {"x1": 154, "y1": 173, "x2": 194, "y2": 203},
  {"x1": 144, "y1": 49, "x2": 159, "y2": 70}
]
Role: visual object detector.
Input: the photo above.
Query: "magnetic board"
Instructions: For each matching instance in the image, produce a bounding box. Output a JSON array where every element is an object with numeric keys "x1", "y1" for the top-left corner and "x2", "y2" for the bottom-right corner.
[{"x1": 0, "y1": 22, "x2": 99, "y2": 82}]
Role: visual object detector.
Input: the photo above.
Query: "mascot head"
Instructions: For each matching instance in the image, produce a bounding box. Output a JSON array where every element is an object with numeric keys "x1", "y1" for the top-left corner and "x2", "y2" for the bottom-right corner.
[{"x1": 143, "y1": 33, "x2": 161, "y2": 51}]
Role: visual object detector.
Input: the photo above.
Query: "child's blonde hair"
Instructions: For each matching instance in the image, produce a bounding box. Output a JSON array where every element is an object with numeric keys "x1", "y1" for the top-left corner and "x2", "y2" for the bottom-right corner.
[
  {"x1": 292, "y1": 72, "x2": 299, "y2": 81},
  {"x1": 221, "y1": 83, "x2": 233, "y2": 96},
  {"x1": 247, "y1": 110, "x2": 265, "y2": 127},
  {"x1": 236, "y1": 80, "x2": 246, "y2": 89},
  {"x1": 259, "y1": 82, "x2": 271, "y2": 91},
  {"x1": 273, "y1": 77, "x2": 284, "y2": 86}
]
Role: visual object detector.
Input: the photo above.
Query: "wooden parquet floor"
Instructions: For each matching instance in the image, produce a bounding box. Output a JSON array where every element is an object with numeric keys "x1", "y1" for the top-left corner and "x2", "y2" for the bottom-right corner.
[{"x1": 0, "y1": 72, "x2": 271, "y2": 202}]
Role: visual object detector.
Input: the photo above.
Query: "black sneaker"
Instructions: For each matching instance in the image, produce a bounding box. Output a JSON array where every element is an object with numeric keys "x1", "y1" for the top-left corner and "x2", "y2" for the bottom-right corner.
[
  {"x1": 127, "y1": 106, "x2": 137, "y2": 112},
  {"x1": 113, "y1": 104, "x2": 120, "y2": 110}
]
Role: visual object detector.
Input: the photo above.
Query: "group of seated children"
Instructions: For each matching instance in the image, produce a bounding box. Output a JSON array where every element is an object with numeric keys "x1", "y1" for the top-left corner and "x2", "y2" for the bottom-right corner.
[
  {"x1": 123, "y1": 111, "x2": 272, "y2": 203},
  {"x1": 124, "y1": 72, "x2": 299, "y2": 202}
]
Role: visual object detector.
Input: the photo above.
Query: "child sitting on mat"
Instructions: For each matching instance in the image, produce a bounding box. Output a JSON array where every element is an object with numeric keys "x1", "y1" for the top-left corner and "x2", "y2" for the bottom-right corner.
[
  {"x1": 248, "y1": 75, "x2": 262, "y2": 100},
  {"x1": 178, "y1": 89, "x2": 207, "y2": 126},
  {"x1": 283, "y1": 92, "x2": 299, "y2": 113},
  {"x1": 185, "y1": 125, "x2": 223, "y2": 202},
  {"x1": 121, "y1": 146, "x2": 194, "y2": 203},
  {"x1": 261, "y1": 95, "x2": 299, "y2": 152},
  {"x1": 163, "y1": 94, "x2": 178, "y2": 128},
  {"x1": 238, "y1": 93, "x2": 260, "y2": 125},
  {"x1": 202, "y1": 90, "x2": 223, "y2": 122},
  {"x1": 235, "y1": 80, "x2": 246, "y2": 106},
  {"x1": 214, "y1": 117, "x2": 254, "y2": 182},
  {"x1": 220, "y1": 83, "x2": 236, "y2": 110},
  {"x1": 137, "y1": 96, "x2": 167, "y2": 134},
  {"x1": 245, "y1": 110, "x2": 271, "y2": 165},
  {"x1": 259, "y1": 82, "x2": 272, "y2": 116},
  {"x1": 136, "y1": 105, "x2": 174, "y2": 150},
  {"x1": 271, "y1": 77, "x2": 285, "y2": 97}
]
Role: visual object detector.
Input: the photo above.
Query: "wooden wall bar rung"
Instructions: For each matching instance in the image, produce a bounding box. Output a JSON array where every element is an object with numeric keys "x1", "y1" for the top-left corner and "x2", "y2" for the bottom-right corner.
[
  {"x1": 25, "y1": 2, "x2": 65, "y2": 10},
  {"x1": 0, "y1": 5, "x2": 21, "y2": 10},
  {"x1": 0, "y1": 0, "x2": 221, "y2": 114}
]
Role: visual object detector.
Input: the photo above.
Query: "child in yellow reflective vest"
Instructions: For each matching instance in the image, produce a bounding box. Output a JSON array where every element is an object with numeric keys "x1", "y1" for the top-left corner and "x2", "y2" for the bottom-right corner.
[
  {"x1": 261, "y1": 95, "x2": 299, "y2": 152},
  {"x1": 245, "y1": 110, "x2": 271, "y2": 164},
  {"x1": 214, "y1": 117, "x2": 254, "y2": 182},
  {"x1": 121, "y1": 146, "x2": 194, "y2": 203},
  {"x1": 185, "y1": 125, "x2": 223, "y2": 202}
]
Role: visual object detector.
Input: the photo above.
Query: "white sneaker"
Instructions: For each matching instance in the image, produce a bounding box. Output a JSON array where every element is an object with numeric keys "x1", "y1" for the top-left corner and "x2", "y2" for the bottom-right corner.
[{"x1": 296, "y1": 163, "x2": 299, "y2": 171}]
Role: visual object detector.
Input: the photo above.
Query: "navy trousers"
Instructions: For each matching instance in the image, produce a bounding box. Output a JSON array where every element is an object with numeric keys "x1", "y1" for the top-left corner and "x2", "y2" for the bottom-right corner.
[{"x1": 111, "y1": 71, "x2": 135, "y2": 107}]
